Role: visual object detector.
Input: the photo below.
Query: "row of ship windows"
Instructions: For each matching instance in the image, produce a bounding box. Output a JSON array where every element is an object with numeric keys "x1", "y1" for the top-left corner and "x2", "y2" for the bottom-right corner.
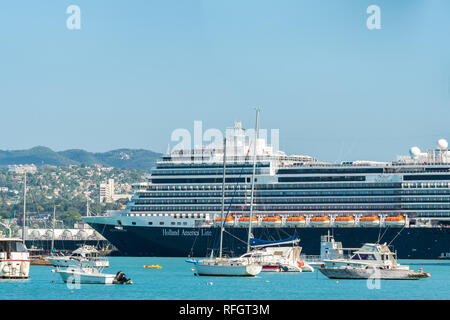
[
  {"x1": 131, "y1": 221, "x2": 189, "y2": 226},
  {"x1": 130, "y1": 204, "x2": 450, "y2": 211},
  {"x1": 134, "y1": 197, "x2": 450, "y2": 205},
  {"x1": 145, "y1": 182, "x2": 450, "y2": 191},
  {"x1": 127, "y1": 213, "x2": 207, "y2": 218},
  {"x1": 144, "y1": 183, "x2": 400, "y2": 191},
  {"x1": 138, "y1": 189, "x2": 450, "y2": 198},
  {"x1": 151, "y1": 169, "x2": 268, "y2": 176},
  {"x1": 156, "y1": 162, "x2": 270, "y2": 169}
]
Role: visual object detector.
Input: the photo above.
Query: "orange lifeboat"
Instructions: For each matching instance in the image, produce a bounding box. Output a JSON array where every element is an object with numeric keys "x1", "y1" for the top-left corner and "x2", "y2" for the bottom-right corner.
[
  {"x1": 262, "y1": 216, "x2": 282, "y2": 227},
  {"x1": 238, "y1": 216, "x2": 258, "y2": 227},
  {"x1": 334, "y1": 215, "x2": 355, "y2": 227},
  {"x1": 214, "y1": 216, "x2": 235, "y2": 227},
  {"x1": 384, "y1": 215, "x2": 405, "y2": 227},
  {"x1": 286, "y1": 216, "x2": 306, "y2": 227},
  {"x1": 310, "y1": 216, "x2": 330, "y2": 227},
  {"x1": 359, "y1": 215, "x2": 380, "y2": 227}
]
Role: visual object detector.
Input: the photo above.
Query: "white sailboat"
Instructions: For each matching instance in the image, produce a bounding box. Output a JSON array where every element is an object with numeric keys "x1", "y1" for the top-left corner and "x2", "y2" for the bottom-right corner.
[
  {"x1": 241, "y1": 237, "x2": 314, "y2": 272},
  {"x1": 190, "y1": 110, "x2": 263, "y2": 277}
]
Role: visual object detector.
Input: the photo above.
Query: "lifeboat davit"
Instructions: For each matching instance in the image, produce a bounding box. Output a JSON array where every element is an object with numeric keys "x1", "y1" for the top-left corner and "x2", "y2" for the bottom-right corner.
[
  {"x1": 334, "y1": 215, "x2": 355, "y2": 227},
  {"x1": 286, "y1": 216, "x2": 306, "y2": 227},
  {"x1": 310, "y1": 216, "x2": 331, "y2": 227},
  {"x1": 262, "y1": 216, "x2": 282, "y2": 227},
  {"x1": 214, "y1": 216, "x2": 235, "y2": 227},
  {"x1": 238, "y1": 216, "x2": 258, "y2": 227},
  {"x1": 359, "y1": 215, "x2": 380, "y2": 227},
  {"x1": 384, "y1": 215, "x2": 406, "y2": 227}
]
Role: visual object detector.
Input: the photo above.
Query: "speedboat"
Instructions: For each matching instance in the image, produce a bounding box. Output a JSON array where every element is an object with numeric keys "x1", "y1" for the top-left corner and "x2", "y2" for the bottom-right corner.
[
  {"x1": 53, "y1": 266, "x2": 132, "y2": 284},
  {"x1": 319, "y1": 243, "x2": 430, "y2": 280},
  {"x1": 47, "y1": 245, "x2": 109, "y2": 268},
  {"x1": 0, "y1": 238, "x2": 30, "y2": 279}
]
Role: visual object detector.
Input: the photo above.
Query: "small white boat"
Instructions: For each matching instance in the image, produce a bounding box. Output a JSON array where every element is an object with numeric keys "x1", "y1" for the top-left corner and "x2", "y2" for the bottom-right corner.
[
  {"x1": 0, "y1": 238, "x2": 30, "y2": 279},
  {"x1": 53, "y1": 266, "x2": 132, "y2": 284},
  {"x1": 242, "y1": 237, "x2": 314, "y2": 272},
  {"x1": 192, "y1": 258, "x2": 262, "y2": 276},
  {"x1": 47, "y1": 245, "x2": 109, "y2": 268},
  {"x1": 319, "y1": 243, "x2": 430, "y2": 280}
]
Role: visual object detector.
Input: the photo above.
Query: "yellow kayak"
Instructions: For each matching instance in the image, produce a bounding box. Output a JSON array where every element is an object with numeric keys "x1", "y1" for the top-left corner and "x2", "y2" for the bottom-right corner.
[{"x1": 144, "y1": 265, "x2": 162, "y2": 269}]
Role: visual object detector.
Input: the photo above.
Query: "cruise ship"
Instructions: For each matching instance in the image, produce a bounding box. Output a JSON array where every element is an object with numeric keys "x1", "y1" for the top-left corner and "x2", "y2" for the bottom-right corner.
[{"x1": 83, "y1": 122, "x2": 450, "y2": 259}]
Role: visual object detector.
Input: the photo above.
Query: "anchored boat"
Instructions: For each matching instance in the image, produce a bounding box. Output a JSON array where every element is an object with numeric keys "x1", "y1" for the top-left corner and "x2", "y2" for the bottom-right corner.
[
  {"x1": 0, "y1": 238, "x2": 30, "y2": 279},
  {"x1": 53, "y1": 266, "x2": 132, "y2": 284},
  {"x1": 47, "y1": 245, "x2": 109, "y2": 268},
  {"x1": 189, "y1": 111, "x2": 262, "y2": 277},
  {"x1": 242, "y1": 236, "x2": 314, "y2": 272},
  {"x1": 319, "y1": 242, "x2": 430, "y2": 280}
]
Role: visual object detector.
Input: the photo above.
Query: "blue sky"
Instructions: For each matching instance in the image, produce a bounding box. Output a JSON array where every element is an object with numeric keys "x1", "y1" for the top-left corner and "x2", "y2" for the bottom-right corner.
[{"x1": 0, "y1": 0, "x2": 449, "y2": 162}]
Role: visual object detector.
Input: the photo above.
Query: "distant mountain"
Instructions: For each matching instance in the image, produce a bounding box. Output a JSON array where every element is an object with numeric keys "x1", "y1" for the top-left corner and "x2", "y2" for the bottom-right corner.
[{"x1": 0, "y1": 147, "x2": 162, "y2": 170}]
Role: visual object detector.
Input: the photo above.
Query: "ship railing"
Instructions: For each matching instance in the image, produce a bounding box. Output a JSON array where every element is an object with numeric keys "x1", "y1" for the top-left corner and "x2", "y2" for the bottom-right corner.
[{"x1": 301, "y1": 255, "x2": 322, "y2": 262}]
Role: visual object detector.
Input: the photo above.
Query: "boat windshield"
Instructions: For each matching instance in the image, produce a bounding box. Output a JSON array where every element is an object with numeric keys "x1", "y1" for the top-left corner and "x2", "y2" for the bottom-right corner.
[
  {"x1": 0, "y1": 241, "x2": 27, "y2": 253},
  {"x1": 351, "y1": 253, "x2": 376, "y2": 260},
  {"x1": 358, "y1": 254, "x2": 376, "y2": 260}
]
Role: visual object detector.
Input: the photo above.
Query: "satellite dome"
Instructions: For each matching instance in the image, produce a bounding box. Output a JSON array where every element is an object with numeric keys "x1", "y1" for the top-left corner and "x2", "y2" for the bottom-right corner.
[
  {"x1": 409, "y1": 147, "x2": 421, "y2": 158},
  {"x1": 437, "y1": 139, "x2": 448, "y2": 151}
]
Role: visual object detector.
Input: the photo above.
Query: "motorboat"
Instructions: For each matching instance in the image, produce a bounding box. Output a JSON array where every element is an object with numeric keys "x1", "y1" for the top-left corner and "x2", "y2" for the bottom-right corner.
[
  {"x1": 53, "y1": 266, "x2": 132, "y2": 284},
  {"x1": 319, "y1": 242, "x2": 430, "y2": 280},
  {"x1": 47, "y1": 245, "x2": 109, "y2": 268},
  {"x1": 0, "y1": 238, "x2": 30, "y2": 279}
]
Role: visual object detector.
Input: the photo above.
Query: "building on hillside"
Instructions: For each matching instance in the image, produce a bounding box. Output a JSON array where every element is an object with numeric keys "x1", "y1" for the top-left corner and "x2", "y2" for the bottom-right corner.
[{"x1": 8, "y1": 164, "x2": 37, "y2": 174}]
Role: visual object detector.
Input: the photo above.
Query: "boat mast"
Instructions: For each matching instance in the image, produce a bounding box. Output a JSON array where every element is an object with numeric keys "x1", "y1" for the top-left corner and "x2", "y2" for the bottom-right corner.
[
  {"x1": 51, "y1": 204, "x2": 56, "y2": 253},
  {"x1": 247, "y1": 108, "x2": 260, "y2": 252},
  {"x1": 219, "y1": 137, "x2": 227, "y2": 258},
  {"x1": 22, "y1": 172, "x2": 27, "y2": 242}
]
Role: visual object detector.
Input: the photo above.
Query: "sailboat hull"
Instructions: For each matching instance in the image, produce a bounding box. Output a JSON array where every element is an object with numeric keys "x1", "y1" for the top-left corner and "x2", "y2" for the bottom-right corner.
[{"x1": 194, "y1": 263, "x2": 262, "y2": 276}]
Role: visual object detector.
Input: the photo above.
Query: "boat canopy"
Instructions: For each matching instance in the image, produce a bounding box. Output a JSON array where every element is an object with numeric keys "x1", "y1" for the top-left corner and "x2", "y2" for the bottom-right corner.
[{"x1": 249, "y1": 236, "x2": 299, "y2": 247}]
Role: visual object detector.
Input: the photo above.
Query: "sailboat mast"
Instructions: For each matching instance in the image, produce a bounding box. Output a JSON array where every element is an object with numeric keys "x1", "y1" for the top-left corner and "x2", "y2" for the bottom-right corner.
[
  {"x1": 51, "y1": 205, "x2": 56, "y2": 253},
  {"x1": 219, "y1": 137, "x2": 227, "y2": 258},
  {"x1": 22, "y1": 172, "x2": 27, "y2": 242},
  {"x1": 247, "y1": 108, "x2": 260, "y2": 252}
]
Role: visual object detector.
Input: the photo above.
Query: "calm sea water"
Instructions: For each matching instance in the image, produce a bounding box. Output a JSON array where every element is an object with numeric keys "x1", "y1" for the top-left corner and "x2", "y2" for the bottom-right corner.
[{"x1": 1, "y1": 258, "x2": 449, "y2": 300}]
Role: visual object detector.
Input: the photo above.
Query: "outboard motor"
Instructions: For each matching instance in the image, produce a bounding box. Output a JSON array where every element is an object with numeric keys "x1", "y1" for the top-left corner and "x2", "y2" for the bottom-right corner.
[{"x1": 113, "y1": 271, "x2": 132, "y2": 284}]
